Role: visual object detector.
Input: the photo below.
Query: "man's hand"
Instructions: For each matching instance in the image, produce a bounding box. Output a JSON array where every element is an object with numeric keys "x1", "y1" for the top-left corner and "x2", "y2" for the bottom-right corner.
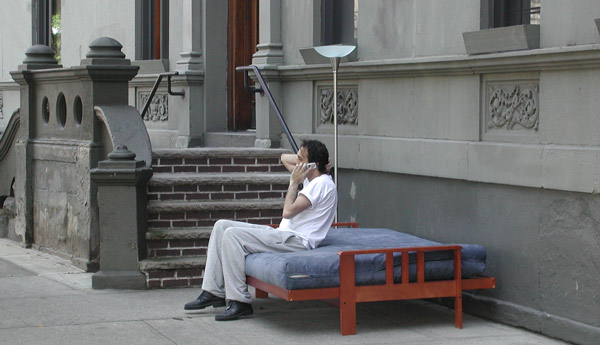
[{"x1": 290, "y1": 163, "x2": 311, "y2": 185}]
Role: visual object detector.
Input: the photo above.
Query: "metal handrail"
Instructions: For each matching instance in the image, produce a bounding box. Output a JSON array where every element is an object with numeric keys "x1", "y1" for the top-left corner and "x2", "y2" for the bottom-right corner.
[
  {"x1": 141, "y1": 71, "x2": 185, "y2": 119},
  {"x1": 236, "y1": 65, "x2": 299, "y2": 153}
]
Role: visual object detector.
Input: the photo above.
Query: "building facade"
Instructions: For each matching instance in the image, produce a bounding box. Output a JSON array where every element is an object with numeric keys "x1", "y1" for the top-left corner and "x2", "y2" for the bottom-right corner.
[{"x1": 1, "y1": 1, "x2": 600, "y2": 344}]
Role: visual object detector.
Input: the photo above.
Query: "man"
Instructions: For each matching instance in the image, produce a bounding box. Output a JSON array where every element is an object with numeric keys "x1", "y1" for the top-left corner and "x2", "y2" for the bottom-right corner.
[{"x1": 184, "y1": 140, "x2": 337, "y2": 321}]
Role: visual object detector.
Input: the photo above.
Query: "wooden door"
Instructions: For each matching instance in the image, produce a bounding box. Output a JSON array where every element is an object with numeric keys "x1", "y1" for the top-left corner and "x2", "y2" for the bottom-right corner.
[{"x1": 227, "y1": 0, "x2": 258, "y2": 131}]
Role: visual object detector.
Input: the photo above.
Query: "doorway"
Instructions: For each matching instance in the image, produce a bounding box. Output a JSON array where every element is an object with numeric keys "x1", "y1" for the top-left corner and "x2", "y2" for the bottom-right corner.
[{"x1": 227, "y1": 0, "x2": 258, "y2": 131}]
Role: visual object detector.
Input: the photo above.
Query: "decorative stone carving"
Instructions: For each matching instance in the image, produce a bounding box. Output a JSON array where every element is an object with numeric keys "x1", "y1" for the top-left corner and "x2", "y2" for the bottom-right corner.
[
  {"x1": 139, "y1": 92, "x2": 168, "y2": 122},
  {"x1": 487, "y1": 84, "x2": 539, "y2": 131},
  {"x1": 319, "y1": 87, "x2": 358, "y2": 126}
]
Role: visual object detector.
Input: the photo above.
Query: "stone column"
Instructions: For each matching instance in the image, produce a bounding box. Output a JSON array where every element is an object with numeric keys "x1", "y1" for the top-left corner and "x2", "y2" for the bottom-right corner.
[
  {"x1": 176, "y1": 0, "x2": 202, "y2": 71},
  {"x1": 91, "y1": 146, "x2": 152, "y2": 290},
  {"x1": 172, "y1": 0, "x2": 204, "y2": 148},
  {"x1": 252, "y1": 0, "x2": 284, "y2": 148},
  {"x1": 11, "y1": 46, "x2": 62, "y2": 246}
]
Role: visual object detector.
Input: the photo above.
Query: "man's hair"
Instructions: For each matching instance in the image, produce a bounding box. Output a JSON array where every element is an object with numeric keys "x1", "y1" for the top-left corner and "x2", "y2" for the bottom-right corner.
[{"x1": 301, "y1": 139, "x2": 329, "y2": 173}]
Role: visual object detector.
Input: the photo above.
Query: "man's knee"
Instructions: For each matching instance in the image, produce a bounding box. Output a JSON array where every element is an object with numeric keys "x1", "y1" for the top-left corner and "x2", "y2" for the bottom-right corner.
[{"x1": 222, "y1": 227, "x2": 248, "y2": 246}]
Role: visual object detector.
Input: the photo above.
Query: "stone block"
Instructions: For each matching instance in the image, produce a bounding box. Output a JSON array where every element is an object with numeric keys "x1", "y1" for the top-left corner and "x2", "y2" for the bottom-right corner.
[
  {"x1": 467, "y1": 142, "x2": 543, "y2": 188},
  {"x1": 463, "y1": 25, "x2": 540, "y2": 55},
  {"x1": 541, "y1": 147, "x2": 597, "y2": 193}
]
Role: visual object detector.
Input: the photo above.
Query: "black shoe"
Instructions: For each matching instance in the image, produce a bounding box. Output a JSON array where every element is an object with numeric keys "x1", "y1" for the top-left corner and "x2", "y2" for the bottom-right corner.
[
  {"x1": 184, "y1": 291, "x2": 226, "y2": 310},
  {"x1": 215, "y1": 301, "x2": 253, "y2": 321}
]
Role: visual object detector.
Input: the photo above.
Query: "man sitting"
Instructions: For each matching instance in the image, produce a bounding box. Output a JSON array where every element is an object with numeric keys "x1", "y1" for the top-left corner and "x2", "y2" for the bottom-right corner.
[{"x1": 184, "y1": 140, "x2": 337, "y2": 321}]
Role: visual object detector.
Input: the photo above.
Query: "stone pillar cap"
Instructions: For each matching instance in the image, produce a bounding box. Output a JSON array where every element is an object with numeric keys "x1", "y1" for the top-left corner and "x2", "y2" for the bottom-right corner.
[
  {"x1": 81, "y1": 37, "x2": 131, "y2": 65},
  {"x1": 18, "y1": 45, "x2": 62, "y2": 70},
  {"x1": 108, "y1": 145, "x2": 136, "y2": 160}
]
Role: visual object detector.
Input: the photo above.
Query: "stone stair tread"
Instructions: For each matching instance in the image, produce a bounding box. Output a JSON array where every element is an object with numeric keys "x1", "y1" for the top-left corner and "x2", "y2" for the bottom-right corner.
[
  {"x1": 146, "y1": 227, "x2": 213, "y2": 240},
  {"x1": 149, "y1": 172, "x2": 289, "y2": 185},
  {"x1": 140, "y1": 256, "x2": 207, "y2": 271},
  {"x1": 148, "y1": 199, "x2": 284, "y2": 212},
  {"x1": 153, "y1": 147, "x2": 291, "y2": 159}
]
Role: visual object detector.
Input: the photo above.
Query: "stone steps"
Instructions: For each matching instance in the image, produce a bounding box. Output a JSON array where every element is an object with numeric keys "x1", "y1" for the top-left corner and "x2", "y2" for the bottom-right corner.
[
  {"x1": 142, "y1": 147, "x2": 292, "y2": 289},
  {"x1": 147, "y1": 173, "x2": 289, "y2": 202},
  {"x1": 139, "y1": 256, "x2": 207, "y2": 289},
  {"x1": 147, "y1": 199, "x2": 284, "y2": 229}
]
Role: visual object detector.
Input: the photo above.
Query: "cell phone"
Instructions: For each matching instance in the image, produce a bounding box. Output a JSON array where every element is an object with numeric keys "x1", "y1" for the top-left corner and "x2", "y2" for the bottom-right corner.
[{"x1": 306, "y1": 162, "x2": 316, "y2": 170}]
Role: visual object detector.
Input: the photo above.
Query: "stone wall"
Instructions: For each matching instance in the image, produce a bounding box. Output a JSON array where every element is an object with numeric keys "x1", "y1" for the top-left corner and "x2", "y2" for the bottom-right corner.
[
  {"x1": 273, "y1": 1, "x2": 600, "y2": 343},
  {"x1": 337, "y1": 169, "x2": 600, "y2": 345}
]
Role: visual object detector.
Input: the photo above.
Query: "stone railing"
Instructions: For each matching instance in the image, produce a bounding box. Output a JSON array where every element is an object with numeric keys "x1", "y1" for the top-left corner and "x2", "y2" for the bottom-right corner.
[
  {"x1": 0, "y1": 109, "x2": 19, "y2": 197},
  {"x1": 9, "y1": 38, "x2": 152, "y2": 272}
]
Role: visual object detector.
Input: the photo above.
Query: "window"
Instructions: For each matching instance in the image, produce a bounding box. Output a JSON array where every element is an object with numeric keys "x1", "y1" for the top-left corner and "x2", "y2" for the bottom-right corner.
[
  {"x1": 32, "y1": 0, "x2": 61, "y2": 62},
  {"x1": 483, "y1": 0, "x2": 540, "y2": 29},
  {"x1": 321, "y1": 0, "x2": 358, "y2": 45},
  {"x1": 140, "y1": 0, "x2": 169, "y2": 60}
]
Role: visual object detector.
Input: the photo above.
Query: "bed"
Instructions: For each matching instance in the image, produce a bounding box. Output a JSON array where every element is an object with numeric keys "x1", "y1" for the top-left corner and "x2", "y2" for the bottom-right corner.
[{"x1": 245, "y1": 223, "x2": 496, "y2": 335}]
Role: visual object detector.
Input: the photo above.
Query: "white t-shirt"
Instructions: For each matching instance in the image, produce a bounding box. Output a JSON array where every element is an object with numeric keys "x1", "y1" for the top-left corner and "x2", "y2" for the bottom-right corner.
[{"x1": 279, "y1": 174, "x2": 337, "y2": 249}]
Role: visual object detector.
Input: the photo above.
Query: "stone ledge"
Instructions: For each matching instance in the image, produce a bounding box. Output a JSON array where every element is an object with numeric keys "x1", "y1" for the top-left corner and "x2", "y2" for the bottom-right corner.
[
  {"x1": 139, "y1": 256, "x2": 206, "y2": 271},
  {"x1": 148, "y1": 199, "x2": 284, "y2": 212},
  {"x1": 149, "y1": 172, "x2": 289, "y2": 186},
  {"x1": 146, "y1": 227, "x2": 213, "y2": 240},
  {"x1": 277, "y1": 43, "x2": 600, "y2": 81},
  {"x1": 152, "y1": 147, "x2": 291, "y2": 159},
  {"x1": 293, "y1": 133, "x2": 600, "y2": 194}
]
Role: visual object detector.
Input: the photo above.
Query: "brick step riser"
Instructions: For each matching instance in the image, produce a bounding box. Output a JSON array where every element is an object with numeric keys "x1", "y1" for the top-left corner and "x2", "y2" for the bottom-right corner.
[
  {"x1": 147, "y1": 238, "x2": 209, "y2": 259},
  {"x1": 144, "y1": 267, "x2": 204, "y2": 289},
  {"x1": 152, "y1": 157, "x2": 287, "y2": 174},
  {"x1": 147, "y1": 183, "x2": 288, "y2": 202},
  {"x1": 148, "y1": 209, "x2": 283, "y2": 229}
]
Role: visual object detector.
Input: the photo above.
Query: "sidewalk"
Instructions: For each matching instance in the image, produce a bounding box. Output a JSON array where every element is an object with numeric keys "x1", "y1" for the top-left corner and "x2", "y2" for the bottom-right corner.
[{"x1": 0, "y1": 238, "x2": 567, "y2": 345}]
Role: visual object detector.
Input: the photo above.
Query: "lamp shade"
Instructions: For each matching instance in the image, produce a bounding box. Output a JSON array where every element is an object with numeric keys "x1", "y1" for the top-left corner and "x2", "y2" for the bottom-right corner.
[{"x1": 313, "y1": 45, "x2": 356, "y2": 58}]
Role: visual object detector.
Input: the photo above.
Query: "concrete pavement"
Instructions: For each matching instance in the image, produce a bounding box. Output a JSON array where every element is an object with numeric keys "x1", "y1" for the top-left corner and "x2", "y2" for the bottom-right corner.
[{"x1": 0, "y1": 238, "x2": 568, "y2": 345}]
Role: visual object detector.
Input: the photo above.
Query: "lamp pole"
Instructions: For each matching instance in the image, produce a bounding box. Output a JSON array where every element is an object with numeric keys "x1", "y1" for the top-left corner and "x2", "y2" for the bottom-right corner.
[{"x1": 314, "y1": 45, "x2": 355, "y2": 223}]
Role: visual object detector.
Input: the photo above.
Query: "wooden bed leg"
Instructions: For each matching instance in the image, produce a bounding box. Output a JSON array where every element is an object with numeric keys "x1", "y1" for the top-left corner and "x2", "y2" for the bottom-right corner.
[
  {"x1": 340, "y1": 299, "x2": 356, "y2": 335},
  {"x1": 455, "y1": 294, "x2": 463, "y2": 329},
  {"x1": 255, "y1": 288, "x2": 268, "y2": 298},
  {"x1": 339, "y1": 253, "x2": 357, "y2": 335}
]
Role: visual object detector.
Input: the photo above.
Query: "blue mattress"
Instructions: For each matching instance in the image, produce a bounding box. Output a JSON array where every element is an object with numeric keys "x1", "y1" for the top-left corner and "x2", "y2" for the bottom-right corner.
[{"x1": 245, "y1": 228, "x2": 486, "y2": 291}]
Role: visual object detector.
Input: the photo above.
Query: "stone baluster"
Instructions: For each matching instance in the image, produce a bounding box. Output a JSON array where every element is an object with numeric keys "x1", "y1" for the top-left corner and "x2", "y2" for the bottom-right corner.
[{"x1": 91, "y1": 145, "x2": 152, "y2": 289}]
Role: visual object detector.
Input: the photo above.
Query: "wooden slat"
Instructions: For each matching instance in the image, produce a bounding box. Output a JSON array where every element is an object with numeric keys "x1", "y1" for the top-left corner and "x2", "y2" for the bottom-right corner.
[
  {"x1": 355, "y1": 281, "x2": 457, "y2": 302},
  {"x1": 462, "y1": 276, "x2": 496, "y2": 290},
  {"x1": 417, "y1": 251, "x2": 425, "y2": 283},
  {"x1": 401, "y1": 250, "x2": 409, "y2": 284},
  {"x1": 385, "y1": 252, "x2": 394, "y2": 285}
]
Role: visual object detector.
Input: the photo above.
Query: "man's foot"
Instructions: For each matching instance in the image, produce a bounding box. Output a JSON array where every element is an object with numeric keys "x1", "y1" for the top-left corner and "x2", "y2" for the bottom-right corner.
[
  {"x1": 184, "y1": 291, "x2": 226, "y2": 310},
  {"x1": 215, "y1": 301, "x2": 253, "y2": 321}
]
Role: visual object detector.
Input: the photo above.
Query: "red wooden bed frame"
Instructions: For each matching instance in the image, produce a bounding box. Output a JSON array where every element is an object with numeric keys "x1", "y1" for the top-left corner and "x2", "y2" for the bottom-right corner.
[{"x1": 248, "y1": 222, "x2": 496, "y2": 335}]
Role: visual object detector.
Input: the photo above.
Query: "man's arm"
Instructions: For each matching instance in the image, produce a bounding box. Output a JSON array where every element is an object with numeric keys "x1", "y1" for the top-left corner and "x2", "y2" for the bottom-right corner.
[
  {"x1": 281, "y1": 153, "x2": 299, "y2": 173},
  {"x1": 282, "y1": 164, "x2": 311, "y2": 219}
]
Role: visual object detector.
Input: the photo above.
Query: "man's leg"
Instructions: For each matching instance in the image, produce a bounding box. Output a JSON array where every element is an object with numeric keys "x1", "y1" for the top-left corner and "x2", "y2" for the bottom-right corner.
[
  {"x1": 186, "y1": 220, "x2": 268, "y2": 310},
  {"x1": 201, "y1": 220, "x2": 263, "y2": 297},
  {"x1": 221, "y1": 226, "x2": 306, "y2": 304}
]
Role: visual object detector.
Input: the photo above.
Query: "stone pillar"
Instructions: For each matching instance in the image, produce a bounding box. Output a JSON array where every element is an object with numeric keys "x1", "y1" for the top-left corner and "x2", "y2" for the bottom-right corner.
[
  {"x1": 252, "y1": 0, "x2": 284, "y2": 148},
  {"x1": 172, "y1": 0, "x2": 204, "y2": 148},
  {"x1": 176, "y1": 0, "x2": 202, "y2": 71},
  {"x1": 91, "y1": 145, "x2": 152, "y2": 289},
  {"x1": 13, "y1": 46, "x2": 62, "y2": 246}
]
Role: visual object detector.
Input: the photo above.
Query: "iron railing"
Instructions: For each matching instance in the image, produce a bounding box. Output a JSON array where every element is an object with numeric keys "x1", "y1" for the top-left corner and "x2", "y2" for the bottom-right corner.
[
  {"x1": 140, "y1": 71, "x2": 185, "y2": 120},
  {"x1": 236, "y1": 65, "x2": 299, "y2": 153}
]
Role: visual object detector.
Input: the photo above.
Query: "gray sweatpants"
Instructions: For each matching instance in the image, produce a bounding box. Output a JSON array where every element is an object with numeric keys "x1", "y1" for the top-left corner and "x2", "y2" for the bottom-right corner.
[{"x1": 201, "y1": 220, "x2": 307, "y2": 303}]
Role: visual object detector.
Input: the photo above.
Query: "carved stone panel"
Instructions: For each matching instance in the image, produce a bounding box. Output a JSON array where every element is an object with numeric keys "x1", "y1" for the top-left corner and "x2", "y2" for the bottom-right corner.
[
  {"x1": 482, "y1": 76, "x2": 540, "y2": 143},
  {"x1": 318, "y1": 86, "x2": 358, "y2": 126},
  {"x1": 138, "y1": 92, "x2": 168, "y2": 122}
]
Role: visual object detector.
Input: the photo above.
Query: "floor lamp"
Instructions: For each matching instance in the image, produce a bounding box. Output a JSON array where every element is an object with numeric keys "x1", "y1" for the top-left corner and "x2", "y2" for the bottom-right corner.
[{"x1": 314, "y1": 45, "x2": 356, "y2": 222}]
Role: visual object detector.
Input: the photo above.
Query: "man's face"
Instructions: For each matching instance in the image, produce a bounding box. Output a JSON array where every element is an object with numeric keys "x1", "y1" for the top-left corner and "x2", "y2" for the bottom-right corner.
[{"x1": 297, "y1": 147, "x2": 309, "y2": 164}]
